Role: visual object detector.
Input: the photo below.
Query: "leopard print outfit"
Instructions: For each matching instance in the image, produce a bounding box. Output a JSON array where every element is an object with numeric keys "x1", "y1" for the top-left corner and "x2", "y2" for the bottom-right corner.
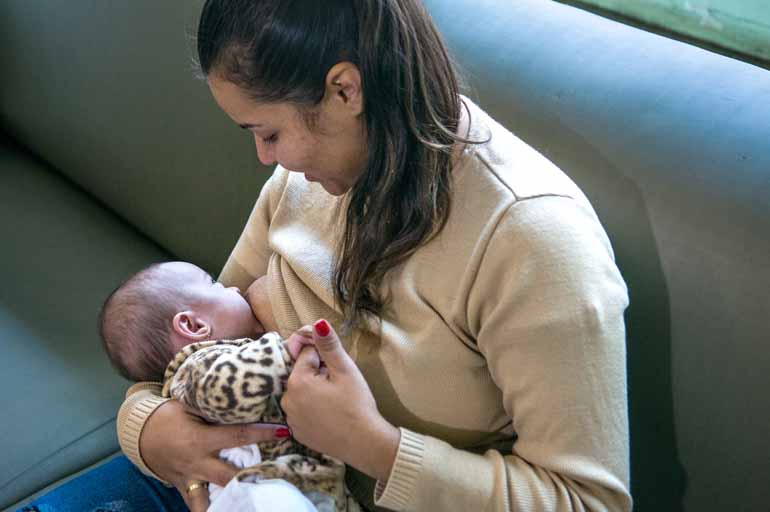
[{"x1": 161, "y1": 334, "x2": 360, "y2": 512}]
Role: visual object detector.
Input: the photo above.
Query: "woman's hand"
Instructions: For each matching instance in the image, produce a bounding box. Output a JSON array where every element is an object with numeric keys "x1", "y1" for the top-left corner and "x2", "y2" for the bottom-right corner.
[
  {"x1": 281, "y1": 320, "x2": 401, "y2": 482},
  {"x1": 140, "y1": 400, "x2": 287, "y2": 512}
]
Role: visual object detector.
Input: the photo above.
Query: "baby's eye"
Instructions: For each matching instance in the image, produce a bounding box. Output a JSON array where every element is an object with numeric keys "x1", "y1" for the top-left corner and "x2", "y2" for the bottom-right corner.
[{"x1": 262, "y1": 133, "x2": 278, "y2": 145}]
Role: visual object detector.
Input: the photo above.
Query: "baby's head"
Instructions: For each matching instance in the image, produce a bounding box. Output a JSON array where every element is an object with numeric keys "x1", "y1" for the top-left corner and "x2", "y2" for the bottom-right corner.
[{"x1": 99, "y1": 261, "x2": 264, "y2": 382}]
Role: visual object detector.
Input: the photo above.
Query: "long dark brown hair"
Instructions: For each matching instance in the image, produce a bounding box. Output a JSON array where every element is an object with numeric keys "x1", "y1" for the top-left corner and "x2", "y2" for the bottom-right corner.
[{"x1": 196, "y1": 0, "x2": 478, "y2": 331}]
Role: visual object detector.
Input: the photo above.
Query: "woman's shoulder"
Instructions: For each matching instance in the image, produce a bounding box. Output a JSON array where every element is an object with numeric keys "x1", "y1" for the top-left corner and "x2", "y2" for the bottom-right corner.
[
  {"x1": 458, "y1": 96, "x2": 587, "y2": 205},
  {"x1": 438, "y1": 99, "x2": 612, "y2": 264}
]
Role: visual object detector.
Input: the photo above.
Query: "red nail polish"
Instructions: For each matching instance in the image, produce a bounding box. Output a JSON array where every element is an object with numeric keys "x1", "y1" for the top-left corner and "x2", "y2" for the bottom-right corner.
[
  {"x1": 276, "y1": 427, "x2": 291, "y2": 438},
  {"x1": 314, "y1": 319, "x2": 331, "y2": 337}
]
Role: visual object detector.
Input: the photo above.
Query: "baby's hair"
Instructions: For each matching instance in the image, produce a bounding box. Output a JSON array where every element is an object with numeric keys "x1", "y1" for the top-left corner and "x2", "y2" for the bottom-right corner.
[{"x1": 99, "y1": 263, "x2": 191, "y2": 382}]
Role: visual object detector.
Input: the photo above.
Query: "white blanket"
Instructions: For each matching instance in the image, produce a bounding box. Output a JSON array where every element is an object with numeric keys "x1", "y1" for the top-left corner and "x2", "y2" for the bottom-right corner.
[{"x1": 207, "y1": 444, "x2": 318, "y2": 512}]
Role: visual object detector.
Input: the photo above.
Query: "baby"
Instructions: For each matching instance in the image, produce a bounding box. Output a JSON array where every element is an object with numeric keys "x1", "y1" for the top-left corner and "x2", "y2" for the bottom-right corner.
[{"x1": 99, "y1": 261, "x2": 359, "y2": 512}]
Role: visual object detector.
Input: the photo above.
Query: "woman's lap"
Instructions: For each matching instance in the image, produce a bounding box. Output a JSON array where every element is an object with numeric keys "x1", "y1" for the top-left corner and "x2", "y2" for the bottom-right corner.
[{"x1": 17, "y1": 456, "x2": 186, "y2": 512}]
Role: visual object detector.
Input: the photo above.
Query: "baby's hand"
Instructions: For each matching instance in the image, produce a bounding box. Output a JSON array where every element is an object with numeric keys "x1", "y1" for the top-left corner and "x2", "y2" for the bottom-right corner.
[
  {"x1": 246, "y1": 275, "x2": 279, "y2": 333},
  {"x1": 284, "y1": 326, "x2": 316, "y2": 361}
]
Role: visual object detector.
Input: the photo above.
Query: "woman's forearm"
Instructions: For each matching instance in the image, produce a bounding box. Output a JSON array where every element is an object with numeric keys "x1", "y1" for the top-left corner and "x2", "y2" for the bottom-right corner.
[
  {"x1": 348, "y1": 416, "x2": 401, "y2": 483},
  {"x1": 374, "y1": 429, "x2": 631, "y2": 512}
]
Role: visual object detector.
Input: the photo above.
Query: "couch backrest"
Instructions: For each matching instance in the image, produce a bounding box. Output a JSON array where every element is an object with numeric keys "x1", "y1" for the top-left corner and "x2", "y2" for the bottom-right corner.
[
  {"x1": 2, "y1": 1, "x2": 769, "y2": 511},
  {"x1": 0, "y1": 0, "x2": 267, "y2": 273}
]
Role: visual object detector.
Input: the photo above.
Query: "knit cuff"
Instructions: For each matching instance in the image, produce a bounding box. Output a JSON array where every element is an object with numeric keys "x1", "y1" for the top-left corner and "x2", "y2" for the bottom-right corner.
[
  {"x1": 117, "y1": 382, "x2": 171, "y2": 484},
  {"x1": 373, "y1": 428, "x2": 425, "y2": 510}
]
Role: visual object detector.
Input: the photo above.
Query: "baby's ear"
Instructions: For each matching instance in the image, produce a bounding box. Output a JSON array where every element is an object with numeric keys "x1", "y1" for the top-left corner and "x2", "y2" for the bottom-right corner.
[{"x1": 172, "y1": 311, "x2": 212, "y2": 341}]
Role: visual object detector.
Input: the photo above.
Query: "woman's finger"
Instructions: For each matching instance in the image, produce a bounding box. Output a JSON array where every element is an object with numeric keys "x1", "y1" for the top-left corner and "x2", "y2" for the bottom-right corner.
[
  {"x1": 181, "y1": 482, "x2": 210, "y2": 512},
  {"x1": 198, "y1": 457, "x2": 240, "y2": 487},
  {"x1": 310, "y1": 319, "x2": 352, "y2": 373},
  {"x1": 203, "y1": 422, "x2": 285, "y2": 451},
  {"x1": 294, "y1": 344, "x2": 321, "y2": 372}
]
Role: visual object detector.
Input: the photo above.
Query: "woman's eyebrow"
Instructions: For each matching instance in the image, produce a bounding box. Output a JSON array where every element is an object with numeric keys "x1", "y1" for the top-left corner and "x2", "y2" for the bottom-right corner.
[{"x1": 238, "y1": 122, "x2": 262, "y2": 129}]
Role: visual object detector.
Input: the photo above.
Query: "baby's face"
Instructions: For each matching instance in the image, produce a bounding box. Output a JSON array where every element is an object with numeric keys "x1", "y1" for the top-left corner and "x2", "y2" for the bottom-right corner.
[{"x1": 162, "y1": 261, "x2": 265, "y2": 340}]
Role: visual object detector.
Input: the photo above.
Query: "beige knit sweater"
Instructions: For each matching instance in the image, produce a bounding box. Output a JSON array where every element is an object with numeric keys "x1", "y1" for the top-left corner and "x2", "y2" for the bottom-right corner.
[{"x1": 118, "y1": 98, "x2": 631, "y2": 511}]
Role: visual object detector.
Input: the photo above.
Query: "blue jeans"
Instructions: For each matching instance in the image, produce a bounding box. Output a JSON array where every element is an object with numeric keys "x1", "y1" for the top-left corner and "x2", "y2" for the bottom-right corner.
[{"x1": 17, "y1": 456, "x2": 187, "y2": 512}]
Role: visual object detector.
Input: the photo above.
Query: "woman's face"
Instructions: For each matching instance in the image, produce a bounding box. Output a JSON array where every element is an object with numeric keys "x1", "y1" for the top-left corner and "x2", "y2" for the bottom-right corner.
[{"x1": 207, "y1": 73, "x2": 368, "y2": 196}]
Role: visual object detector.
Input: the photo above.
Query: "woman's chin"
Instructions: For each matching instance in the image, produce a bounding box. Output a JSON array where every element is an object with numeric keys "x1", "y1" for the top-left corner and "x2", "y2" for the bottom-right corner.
[
  {"x1": 301, "y1": 172, "x2": 352, "y2": 195},
  {"x1": 319, "y1": 180, "x2": 350, "y2": 196}
]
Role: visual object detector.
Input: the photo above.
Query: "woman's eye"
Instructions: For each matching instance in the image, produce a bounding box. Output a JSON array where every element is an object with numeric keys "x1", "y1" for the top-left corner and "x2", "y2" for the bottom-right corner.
[{"x1": 262, "y1": 133, "x2": 278, "y2": 145}]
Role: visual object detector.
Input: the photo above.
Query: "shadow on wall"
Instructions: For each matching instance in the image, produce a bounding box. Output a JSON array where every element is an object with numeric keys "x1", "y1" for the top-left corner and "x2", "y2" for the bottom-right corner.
[{"x1": 524, "y1": 113, "x2": 689, "y2": 512}]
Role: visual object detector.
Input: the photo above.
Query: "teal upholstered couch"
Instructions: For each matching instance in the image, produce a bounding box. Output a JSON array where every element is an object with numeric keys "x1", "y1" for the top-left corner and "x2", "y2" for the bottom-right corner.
[{"x1": 2, "y1": 1, "x2": 768, "y2": 511}]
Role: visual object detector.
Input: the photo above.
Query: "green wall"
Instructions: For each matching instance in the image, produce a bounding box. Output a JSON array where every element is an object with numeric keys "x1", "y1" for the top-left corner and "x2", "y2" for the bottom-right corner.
[{"x1": 562, "y1": 0, "x2": 770, "y2": 64}]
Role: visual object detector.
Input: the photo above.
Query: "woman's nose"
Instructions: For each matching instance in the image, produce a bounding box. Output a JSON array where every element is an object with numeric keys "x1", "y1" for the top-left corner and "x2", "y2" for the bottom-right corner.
[{"x1": 254, "y1": 135, "x2": 276, "y2": 166}]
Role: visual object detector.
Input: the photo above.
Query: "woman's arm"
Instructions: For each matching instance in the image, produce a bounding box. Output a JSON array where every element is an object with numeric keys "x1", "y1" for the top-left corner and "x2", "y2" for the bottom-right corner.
[
  {"x1": 117, "y1": 385, "x2": 285, "y2": 512},
  {"x1": 375, "y1": 197, "x2": 631, "y2": 511},
  {"x1": 284, "y1": 197, "x2": 631, "y2": 511},
  {"x1": 116, "y1": 383, "x2": 171, "y2": 481}
]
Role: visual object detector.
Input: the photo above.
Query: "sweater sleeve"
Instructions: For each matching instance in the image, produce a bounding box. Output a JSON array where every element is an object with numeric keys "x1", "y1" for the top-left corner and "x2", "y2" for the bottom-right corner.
[
  {"x1": 218, "y1": 166, "x2": 289, "y2": 289},
  {"x1": 374, "y1": 196, "x2": 632, "y2": 511},
  {"x1": 116, "y1": 382, "x2": 170, "y2": 483}
]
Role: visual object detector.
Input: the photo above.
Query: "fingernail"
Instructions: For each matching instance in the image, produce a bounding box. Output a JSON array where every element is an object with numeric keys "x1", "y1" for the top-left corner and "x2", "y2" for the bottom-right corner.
[
  {"x1": 275, "y1": 427, "x2": 291, "y2": 438},
  {"x1": 314, "y1": 319, "x2": 331, "y2": 337}
]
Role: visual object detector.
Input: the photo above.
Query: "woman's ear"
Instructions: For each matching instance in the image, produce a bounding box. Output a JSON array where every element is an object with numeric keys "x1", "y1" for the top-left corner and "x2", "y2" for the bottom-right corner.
[
  {"x1": 325, "y1": 61, "x2": 364, "y2": 116},
  {"x1": 172, "y1": 311, "x2": 212, "y2": 341}
]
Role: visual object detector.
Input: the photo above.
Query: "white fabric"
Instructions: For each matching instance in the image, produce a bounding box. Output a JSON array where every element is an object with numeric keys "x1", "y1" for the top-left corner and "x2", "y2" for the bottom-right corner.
[
  {"x1": 208, "y1": 443, "x2": 317, "y2": 512},
  {"x1": 220, "y1": 444, "x2": 263, "y2": 472},
  {"x1": 208, "y1": 478, "x2": 318, "y2": 512}
]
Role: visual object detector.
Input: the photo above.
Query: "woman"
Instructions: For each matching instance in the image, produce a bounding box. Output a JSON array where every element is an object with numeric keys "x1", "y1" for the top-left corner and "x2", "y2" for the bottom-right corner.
[{"x1": 24, "y1": 0, "x2": 630, "y2": 511}]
